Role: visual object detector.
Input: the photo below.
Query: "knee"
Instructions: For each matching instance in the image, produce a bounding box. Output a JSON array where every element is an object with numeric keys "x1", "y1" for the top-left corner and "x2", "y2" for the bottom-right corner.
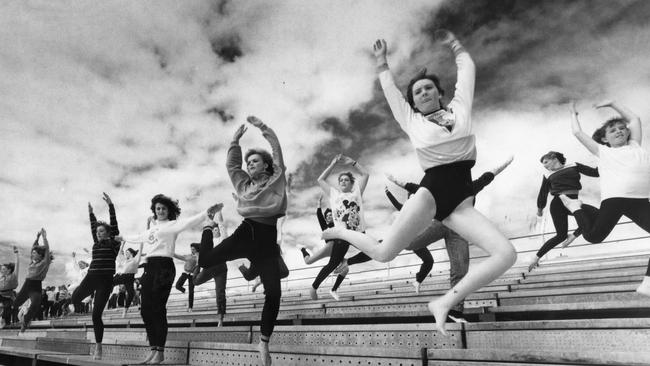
[
  {"x1": 498, "y1": 245, "x2": 517, "y2": 267},
  {"x1": 374, "y1": 251, "x2": 395, "y2": 263}
]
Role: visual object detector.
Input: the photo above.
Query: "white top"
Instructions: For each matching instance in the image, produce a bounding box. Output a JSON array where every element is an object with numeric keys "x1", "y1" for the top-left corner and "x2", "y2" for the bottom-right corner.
[
  {"x1": 330, "y1": 187, "x2": 365, "y2": 232},
  {"x1": 378, "y1": 50, "x2": 476, "y2": 170},
  {"x1": 124, "y1": 211, "x2": 207, "y2": 258},
  {"x1": 598, "y1": 141, "x2": 650, "y2": 200}
]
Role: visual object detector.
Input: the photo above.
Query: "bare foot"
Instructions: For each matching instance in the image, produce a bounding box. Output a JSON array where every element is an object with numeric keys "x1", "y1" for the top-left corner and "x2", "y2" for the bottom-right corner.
[
  {"x1": 528, "y1": 256, "x2": 540, "y2": 272},
  {"x1": 428, "y1": 298, "x2": 450, "y2": 336},
  {"x1": 93, "y1": 343, "x2": 102, "y2": 360},
  {"x1": 258, "y1": 341, "x2": 272, "y2": 366},
  {"x1": 148, "y1": 350, "x2": 164, "y2": 364},
  {"x1": 321, "y1": 227, "x2": 343, "y2": 241},
  {"x1": 559, "y1": 195, "x2": 582, "y2": 213},
  {"x1": 560, "y1": 233, "x2": 577, "y2": 248},
  {"x1": 137, "y1": 350, "x2": 155, "y2": 364},
  {"x1": 636, "y1": 276, "x2": 650, "y2": 297},
  {"x1": 310, "y1": 287, "x2": 318, "y2": 300}
]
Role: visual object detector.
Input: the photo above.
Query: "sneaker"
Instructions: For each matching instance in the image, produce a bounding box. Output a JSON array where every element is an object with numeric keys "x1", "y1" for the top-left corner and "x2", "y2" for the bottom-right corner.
[
  {"x1": 447, "y1": 309, "x2": 468, "y2": 323},
  {"x1": 309, "y1": 287, "x2": 318, "y2": 300},
  {"x1": 329, "y1": 290, "x2": 340, "y2": 301}
]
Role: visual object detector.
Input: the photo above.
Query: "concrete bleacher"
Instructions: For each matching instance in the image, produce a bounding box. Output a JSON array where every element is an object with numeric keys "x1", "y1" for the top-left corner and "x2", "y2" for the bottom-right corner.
[{"x1": 0, "y1": 221, "x2": 648, "y2": 365}]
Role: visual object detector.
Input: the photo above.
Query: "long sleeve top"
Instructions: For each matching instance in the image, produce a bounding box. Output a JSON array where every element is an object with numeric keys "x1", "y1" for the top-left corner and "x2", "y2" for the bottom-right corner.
[
  {"x1": 379, "y1": 45, "x2": 476, "y2": 170},
  {"x1": 597, "y1": 141, "x2": 650, "y2": 200},
  {"x1": 227, "y1": 125, "x2": 287, "y2": 222},
  {"x1": 0, "y1": 273, "x2": 18, "y2": 296},
  {"x1": 537, "y1": 163, "x2": 599, "y2": 209},
  {"x1": 316, "y1": 208, "x2": 335, "y2": 231},
  {"x1": 88, "y1": 205, "x2": 121, "y2": 275},
  {"x1": 123, "y1": 211, "x2": 208, "y2": 258},
  {"x1": 27, "y1": 237, "x2": 51, "y2": 281}
]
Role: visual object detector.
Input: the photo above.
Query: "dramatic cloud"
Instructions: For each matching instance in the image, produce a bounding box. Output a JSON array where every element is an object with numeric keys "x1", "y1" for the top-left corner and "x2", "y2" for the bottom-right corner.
[{"x1": 1, "y1": 0, "x2": 648, "y2": 284}]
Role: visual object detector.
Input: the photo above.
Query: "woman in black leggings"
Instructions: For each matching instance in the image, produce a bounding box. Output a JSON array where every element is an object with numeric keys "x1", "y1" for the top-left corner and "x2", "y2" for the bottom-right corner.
[
  {"x1": 529, "y1": 151, "x2": 598, "y2": 271},
  {"x1": 311, "y1": 154, "x2": 369, "y2": 301},
  {"x1": 198, "y1": 116, "x2": 287, "y2": 366},
  {"x1": 113, "y1": 240, "x2": 143, "y2": 318},
  {"x1": 70, "y1": 193, "x2": 121, "y2": 360}
]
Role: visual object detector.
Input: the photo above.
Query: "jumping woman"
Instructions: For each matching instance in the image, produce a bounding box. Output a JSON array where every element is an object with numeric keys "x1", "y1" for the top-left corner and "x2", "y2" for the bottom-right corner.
[
  {"x1": 528, "y1": 151, "x2": 598, "y2": 271},
  {"x1": 323, "y1": 32, "x2": 517, "y2": 335},
  {"x1": 560, "y1": 100, "x2": 650, "y2": 295},
  {"x1": 113, "y1": 240, "x2": 143, "y2": 318},
  {"x1": 0, "y1": 246, "x2": 19, "y2": 328},
  {"x1": 198, "y1": 116, "x2": 287, "y2": 366},
  {"x1": 13, "y1": 228, "x2": 53, "y2": 332},
  {"x1": 124, "y1": 194, "x2": 222, "y2": 364}
]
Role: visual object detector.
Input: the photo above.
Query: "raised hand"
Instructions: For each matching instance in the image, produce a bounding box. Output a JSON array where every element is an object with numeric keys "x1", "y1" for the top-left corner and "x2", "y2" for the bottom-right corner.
[
  {"x1": 246, "y1": 115, "x2": 265, "y2": 129},
  {"x1": 372, "y1": 39, "x2": 388, "y2": 60},
  {"x1": 569, "y1": 100, "x2": 578, "y2": 114},
  {"x1": 207, "y1": 203, "x2": 224, "y2": 219},
  {"x1": 40, "y1": 228, "x2": 47, "y2": 239},
  {"x1": 102, "y1": 192, "x2": 113, "y2": 205},
  {"x1": 433, "y1": 29, "x2": 457, "y2": 46},
  {"x1": 593, "y1": 100, "x2": 614, "y2": 109},
  {"x1": 339, "y1": 155, "x2": 355, "y2": 165},
  {"x1": 233, "y1": 124, "x2": 248, "y2": 143},
  {"x1": 72, "y1": 251, "x2": 76, "y2": 258},
  {"x1": 318, "y1": 194, "x2": 323, "y2": 208},
  {"x1": 88, "y1": 202, "x2": 94, "y2": 214}
]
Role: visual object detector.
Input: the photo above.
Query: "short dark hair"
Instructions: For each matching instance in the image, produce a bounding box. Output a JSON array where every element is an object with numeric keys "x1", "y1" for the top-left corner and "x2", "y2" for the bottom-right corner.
[
  {"x1": 126, "y1": 248, "x2": 138, "y2": 257},
  {"x1": 338, "y1": 172, "x2": 356, "y2": 185},
  {"x1": 2, "y1": 263, "x2": 15, "y2": 274},
  {"x1": 245, "y1": 149, "x2": 274, "y2": 175},
  {"x1": 592, "y1": 118, "x2": 628, "y2": 146},
  {"x1": 95, "y1": 221, "x2": 112, "y2": 235},
  {"x1": 324, "y1": 208, "x2": 332, "y2": 217},
  {"x1": 406, "y1": 74, "x2": 445, "y2": 112},
  {"x1": 540, "y1": 151, "x2": 566, "y2": 165},
  {"x1": 32, "y1": 246, "x2": 54, "y2": 261},
  {"x1": 150, "y1": 194, "x2": 181, "y2": 220},
  {"x1": 190, "y1": 243, "x2": 200, "y2": 252}
]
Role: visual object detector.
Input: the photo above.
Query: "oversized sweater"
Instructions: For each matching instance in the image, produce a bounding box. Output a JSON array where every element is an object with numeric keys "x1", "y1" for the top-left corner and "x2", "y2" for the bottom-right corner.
[
  {"x1": 379, "y1": 43, "x2": 476, "y2": 170},
  {"x1": 537, "y1": 163, "x2": 599, "y2": 209},
  {"x1": 227, "y1": 125, "x2": 287, "y2": 222}
]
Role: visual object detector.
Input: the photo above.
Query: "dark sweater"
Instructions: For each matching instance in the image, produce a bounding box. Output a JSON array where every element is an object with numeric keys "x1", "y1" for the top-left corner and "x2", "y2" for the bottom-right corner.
[
  {"x1": 537, "y1": 163, "x2": 599, "y2": 209},
  {"x1": 88, "y1": 204, "x2": 121, "y2": 275}
]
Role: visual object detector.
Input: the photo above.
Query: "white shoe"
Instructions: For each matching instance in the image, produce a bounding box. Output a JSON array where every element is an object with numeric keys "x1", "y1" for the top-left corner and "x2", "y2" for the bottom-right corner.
[
  {"x1": 329, "y1": 290, "x2": 340, "y2": 301},
  {"x1": 413, "y1": 281, "x2": 421, "y2": 294},
  {"x1": 636, "y1": 276, "x2": 650, "y2": 297},
  {"x1": 310, "y1": 287, "x2": 318, "y2": 300}
]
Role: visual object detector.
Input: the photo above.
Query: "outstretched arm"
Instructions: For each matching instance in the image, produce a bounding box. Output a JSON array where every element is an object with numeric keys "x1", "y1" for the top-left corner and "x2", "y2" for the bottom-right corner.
[
  {"x1": 88, "y1": 203, "x2": 98, "y2": 244},
  {"x1": 570, "y1": 102, "x2": 600, "y2": 156},
  {"x1": 316, "y1": 195, "x2": 329, "y2": 230},
  {"x1": 340, "y1": 155, "x2": 369, "y2": 194},
  {"x1": 374, "y1": 39, "x2": 415, "y2": 129},
  {"x1": 385, "y1": 187, "x2": 403, "y2": 211},
  {"x1": 436, "y1": 30, "x2": 475, "y2": 113},
  {"x1": 41, "y1": 228, "x2": 51, "y2": 261},
  {"x1": 103, "y1": 193, "x2": 119, "y2": 236},
  {"x1": 33, "y1": 230, "x2": 42, "y2": 247},
  {"x1": 227, "y1": 124, "x2": 251, "y2": 193},
  {"x1": 595, "y1": 100, "x2": 642, "y2": 144},
  {"x1": 13, "y1": 246, "x2": 19, "y2": 275},
  {"x1": 318, "y1": 155, "x2": 341, "y2": 194}
]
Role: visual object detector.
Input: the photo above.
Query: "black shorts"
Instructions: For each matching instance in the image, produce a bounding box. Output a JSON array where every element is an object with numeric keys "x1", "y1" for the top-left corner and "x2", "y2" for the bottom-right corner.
[{"x1": 419, "y1": 160, "x2": 475, "y2": 221}]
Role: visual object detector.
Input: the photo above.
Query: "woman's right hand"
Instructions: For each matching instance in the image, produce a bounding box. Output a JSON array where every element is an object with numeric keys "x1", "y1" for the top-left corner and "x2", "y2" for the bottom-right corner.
[
  {"x1": 88, "y1": 202, "x2": 93, "y2": 214},
  {"x1": 233, "y1": 124, "x2": 248, "y2": 143},
  {"x1": 373, "y1": 39, "x2": 388, "y2": 60},
  {"x1": 433, "y1": 29, "x2": 457, "y2": 46}
]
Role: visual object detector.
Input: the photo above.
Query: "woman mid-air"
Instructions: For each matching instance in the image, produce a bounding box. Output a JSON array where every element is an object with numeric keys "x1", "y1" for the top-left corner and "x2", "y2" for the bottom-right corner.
[{"x1": 323, "y1": 31, "x2": 516, "y2": 335}]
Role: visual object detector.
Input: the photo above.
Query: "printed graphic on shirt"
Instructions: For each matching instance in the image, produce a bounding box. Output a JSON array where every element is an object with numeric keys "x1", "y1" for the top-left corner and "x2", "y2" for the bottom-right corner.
[
  {"x1": 145, "y1": 227, "x2": 160, "y2": 247},
  {"x1": 333, "y1": 197, "x2": 362, "y2": 231}
]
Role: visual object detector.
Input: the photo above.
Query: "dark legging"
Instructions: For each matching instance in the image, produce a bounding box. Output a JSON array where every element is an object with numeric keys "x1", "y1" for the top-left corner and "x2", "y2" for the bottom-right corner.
[
  {"x1": 194, "y1": 264, "x2": 228, "y2": 315},
  {"x1": 312, "y1": 239, "x2": 349, "y2": 290},
  {"x1": 112, "y1": 273, "x2": 136, "y2": 308},
  {"x1": 346, "y1": 247, "x2": 433, "y2": 283},
  {"x1": 536, "y1": 194, "x2": 583, "y2": 258},
  {"x1": 199, "y1": 219, "x2": 281, "y2": 338},
  {"x1": 140, "y1": 257, "x2": 175, "y2": 348},
  {"x1": 574, "y1": 197, "x2": 650, "y2": 244},
  {"x1": 175, "y1": 273, "x2": 195, "y2": 309},
  {"x1": 70, "y1": 273, "x2": 113, "y2": 343},
  {"x1": 0, "y1": 295, "x2": 14, "y2": 324},
  {"x1": 13, "y1": 279, "x2": 42, "y2": 325}
]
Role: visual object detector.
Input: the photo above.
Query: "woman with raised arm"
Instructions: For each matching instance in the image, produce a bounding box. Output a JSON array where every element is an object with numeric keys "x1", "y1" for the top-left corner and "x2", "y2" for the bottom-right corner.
[
  {"x1": 528, "y1": 150, "x2": 599, "y2": 271},
  {"x1": 123, "y1": 195, "x2": 222, "y2": 365},
  {"x1": 198, "y1": 116, "x2": 287, "y2": 366},
  {"x1": 323, "y1": 32, "x2": 516, "y2": 335},
  {"x1": 173, "y1": 244, "x2": 199, "y2": 312},
  {"x1": 560, "y1": 101, "x2": 650, "y2": 294},
  {"x1": 13, "y1": 228, "x2": 53, "y2": 332},
  {"x1": 0, "y1": 246, "x2": 20, "y2": 328},
  {"x1": 113, "y1": 240, "x2": 143, "y2": 318},
  {"x1": 69, "y1": 193, "x2": 121, "y2": 359},
  {"x1": 301, "y1": 194, "x2": 336, "y2": 264},
  {"x1": 310, "y1": 154, "x2": 369, "y2": 301}
]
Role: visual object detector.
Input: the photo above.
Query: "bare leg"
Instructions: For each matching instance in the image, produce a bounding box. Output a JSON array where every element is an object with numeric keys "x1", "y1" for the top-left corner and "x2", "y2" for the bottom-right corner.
[
  {"x1": 428, "y1": 199, "x2": 516, "y2": 335},
  {"x1": 323, "y1": 189, "x2": 437, "y2": 262},
  {"x1": 304, "y1": 242, "x2": 333, "y2": 265}
]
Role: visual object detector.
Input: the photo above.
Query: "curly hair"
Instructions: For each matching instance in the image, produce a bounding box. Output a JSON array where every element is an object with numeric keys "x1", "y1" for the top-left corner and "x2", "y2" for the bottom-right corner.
[
  {"x1": 539, "y1": 151, "x2": 566, "y2": 165},
  {"x1": 592, "y1": 118, "x2": 628, "y2": 146},
  {"x1": 150, "y1": 194, "x2": 181, "y2": 220},
  {"x1": 338, "y1": 172, "x2": 356, "y2": 185},
  {"x1": 2, "y1": 263, "x2": 15, "y2": 274},
  {"x1": 245, "y1": 149, "x2": 275, "y2": 175},
  {"x1": 406, "y1": 73, "x2": 445, "y2": 112}
]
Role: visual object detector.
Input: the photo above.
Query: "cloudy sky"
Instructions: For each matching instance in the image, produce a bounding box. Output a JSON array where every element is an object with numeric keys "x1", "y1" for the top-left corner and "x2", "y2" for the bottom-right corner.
[{"x1": 1, "y1": 0, "x2": 649, "y2": 285}]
